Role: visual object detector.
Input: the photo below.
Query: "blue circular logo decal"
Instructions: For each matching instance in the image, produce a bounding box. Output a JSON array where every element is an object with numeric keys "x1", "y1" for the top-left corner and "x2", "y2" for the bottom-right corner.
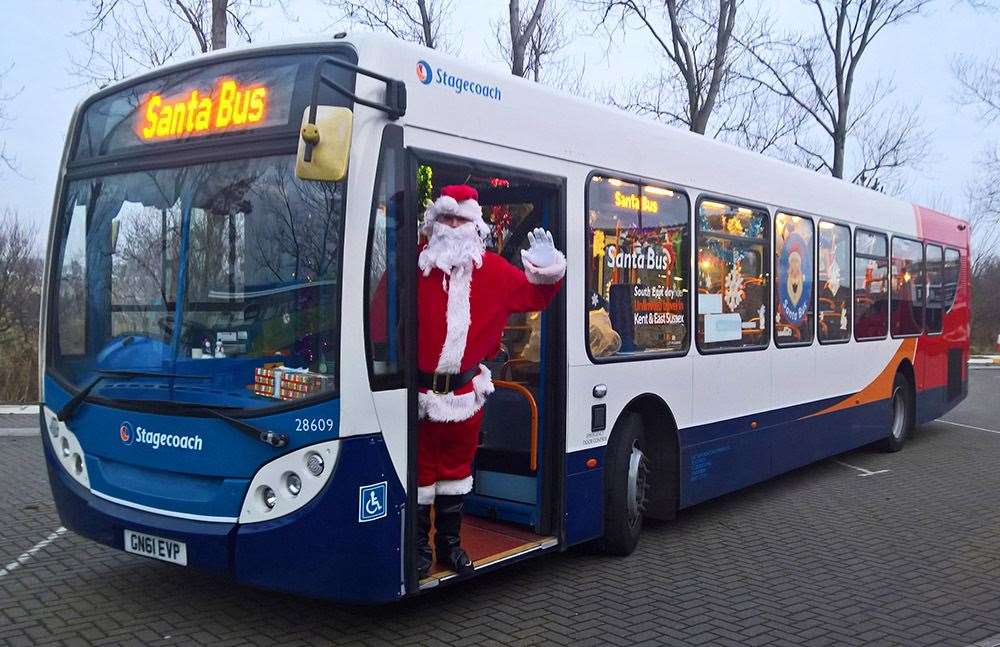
[
  {"x1": 416, "y1": 60, "x2": 433, "y2": 85},
  {"x1": 119, "y1": 421, "x2": 134, "y2": 445}
]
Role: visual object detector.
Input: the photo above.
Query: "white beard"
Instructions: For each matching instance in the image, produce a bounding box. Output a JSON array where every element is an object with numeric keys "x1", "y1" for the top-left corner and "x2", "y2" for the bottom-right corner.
[{"x1": 418, "y1": 222, "x2": 485, "y2": 277}]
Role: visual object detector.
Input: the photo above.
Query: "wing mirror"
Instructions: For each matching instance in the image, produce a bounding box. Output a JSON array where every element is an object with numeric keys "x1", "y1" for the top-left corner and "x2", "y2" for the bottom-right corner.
[{"x1": 295, "y1": 106, "x2": 353, "y2": 182}]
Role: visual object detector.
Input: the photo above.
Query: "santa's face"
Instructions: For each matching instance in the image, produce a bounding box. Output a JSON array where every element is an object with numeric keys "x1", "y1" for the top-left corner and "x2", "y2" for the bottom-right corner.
[
  {"x1": 787, "y1": 251, "x2": 804, "y2": 305},
  {"x1": 419, "y1": 218, "x2": 485, "y2": 276}
]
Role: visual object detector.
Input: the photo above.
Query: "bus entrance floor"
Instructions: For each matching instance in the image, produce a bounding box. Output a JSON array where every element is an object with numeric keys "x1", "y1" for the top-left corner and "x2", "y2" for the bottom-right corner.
[{"x1": 420, "y1": 515, "x2": 556, "y2": 588}]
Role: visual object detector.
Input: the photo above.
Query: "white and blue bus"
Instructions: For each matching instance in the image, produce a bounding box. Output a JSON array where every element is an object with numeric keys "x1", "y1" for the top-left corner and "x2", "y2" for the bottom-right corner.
[{"x1": 40, "y1": 34, "x2": 971, "y2": 603}]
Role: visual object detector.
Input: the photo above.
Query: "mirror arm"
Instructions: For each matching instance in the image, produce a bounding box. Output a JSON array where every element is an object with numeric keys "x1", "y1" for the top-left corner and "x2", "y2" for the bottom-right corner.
[{"x1": 304, "y1": 56, "x2": 407, "y2": 162}]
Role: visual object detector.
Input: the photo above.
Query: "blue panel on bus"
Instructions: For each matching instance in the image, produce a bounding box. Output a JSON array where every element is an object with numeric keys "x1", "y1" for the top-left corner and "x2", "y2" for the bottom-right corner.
[
  {"x1": 564, "y1": 448, "x2": 606, "y2": 545},
  {"x1": 43, "y1": 376, "x2": 343, "y2": 518},
  {"x1": 233, "y1": 434, "x2": 405, "y2": 603},
  {"x1": 44, "y1": 438, "x2": 235, "y2": 575}
]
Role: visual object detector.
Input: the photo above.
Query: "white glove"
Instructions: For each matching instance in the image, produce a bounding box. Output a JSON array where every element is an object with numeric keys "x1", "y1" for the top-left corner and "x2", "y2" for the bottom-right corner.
[{"x1": 521, "y1": 228, "x2": 558, "y2": 268}]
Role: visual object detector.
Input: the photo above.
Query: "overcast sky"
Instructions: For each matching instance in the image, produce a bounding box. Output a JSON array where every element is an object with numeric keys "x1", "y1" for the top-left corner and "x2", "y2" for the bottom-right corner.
[{"x1": 1, "y1": 0, "x2": 997, "y2": 244}]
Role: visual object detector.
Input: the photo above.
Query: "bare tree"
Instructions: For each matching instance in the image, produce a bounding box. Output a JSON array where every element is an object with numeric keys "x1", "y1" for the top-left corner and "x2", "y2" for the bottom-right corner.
[
  {"x1": 745, "y1": 0, "x2": 930, "y2": 187},
  {"x1": 492, "y1": 0, "x2": 549, "y2": 78},
  {"x1": 0, "y1": 208, "x2": 42, "y2": 402},
  {"x1": 324, "y1": 0, "x2": 455, "y2": 49},
  {"x1": 954, "y1": 53, "x2": 1000, "y2": 124},
  {"x1": 585, "y1": 0, "x2": 746, "y2": 134},
  {"x1": 72, "y1": 0, "x2": 270, "y2": 88},
  {"x1": 0, "y1": 62, "x2": 17, "y2": 173}
]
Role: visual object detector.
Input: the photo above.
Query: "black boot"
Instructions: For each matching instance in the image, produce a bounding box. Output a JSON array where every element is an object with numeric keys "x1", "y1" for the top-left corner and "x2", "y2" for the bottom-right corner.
[
  {"x1": 416, "y1": 503, "x2": 433, "y2": 579},
  {"x1": 434, "y1": 494, "x2": 473, "y2": 576}
]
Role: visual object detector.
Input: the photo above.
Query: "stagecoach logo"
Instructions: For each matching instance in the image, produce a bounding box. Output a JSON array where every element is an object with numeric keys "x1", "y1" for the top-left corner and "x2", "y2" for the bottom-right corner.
[
  {"x1": 416, "y1": 60, "x2": 433, "y2": 85},
  {"x1": 119, "y1": 421, "x2": 204, "y2": 451},
  {"x1": 119, "y1": 422, "x2": 134, "y2": 445},
  {"x1": 414, "y1": 59, "x2": 503, "y2": 101}
]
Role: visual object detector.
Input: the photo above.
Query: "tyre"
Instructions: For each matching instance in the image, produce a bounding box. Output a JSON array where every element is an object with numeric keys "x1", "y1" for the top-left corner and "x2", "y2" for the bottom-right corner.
[
  {"x1": 880, "y1": 373, "x2": 913, "y2": 453},
  {"x1": 601, "y1": 413, "x2": 649, "y2": 556}
]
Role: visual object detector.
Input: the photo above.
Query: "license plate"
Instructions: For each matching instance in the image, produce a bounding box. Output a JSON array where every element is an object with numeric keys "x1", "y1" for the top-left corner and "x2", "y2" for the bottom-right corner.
[{"x1": 123, "y1": 529, "x2": 187, "y2": 566}]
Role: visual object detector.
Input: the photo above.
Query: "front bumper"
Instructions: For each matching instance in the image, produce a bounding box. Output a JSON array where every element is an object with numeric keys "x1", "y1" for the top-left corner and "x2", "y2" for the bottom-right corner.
[{"x1": 44, "y1": 433, "x2": 406, "y2": 603}]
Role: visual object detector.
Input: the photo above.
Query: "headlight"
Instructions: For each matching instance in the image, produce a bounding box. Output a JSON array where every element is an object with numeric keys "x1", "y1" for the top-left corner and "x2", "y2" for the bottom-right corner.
[
  {"x1": 286, "y1": 472, "x2": 302, "y2": 496},
  {"x1": 239, "y1": 440, "x2": 339, "y2": 523},
  {"x1": 260, "y1": 486, "x2": 277, "y2": 509},
  {"x1": 42, "y1": 407, "x2": 90, "y2": 489},
  {"x1": 306, "y1": 452, "x2": 324, "y2": 477}
]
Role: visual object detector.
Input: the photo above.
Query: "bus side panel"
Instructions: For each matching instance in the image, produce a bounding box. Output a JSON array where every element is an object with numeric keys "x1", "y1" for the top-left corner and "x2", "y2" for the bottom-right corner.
[
  {"x1": 564, "y1": 449, "x2": 605, "y2": 545},
  {"x1": 679, "y1": 394, "x2": 889, "y2": 508},
  {"x1": 234, "y1": 434, "x2": 404, "y2": 603}
]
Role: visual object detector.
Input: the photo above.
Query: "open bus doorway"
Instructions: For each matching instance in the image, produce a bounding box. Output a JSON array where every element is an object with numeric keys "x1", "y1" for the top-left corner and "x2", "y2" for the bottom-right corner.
[{"x1": 410, "y1": 154, "x2": 565, "y2": 587}]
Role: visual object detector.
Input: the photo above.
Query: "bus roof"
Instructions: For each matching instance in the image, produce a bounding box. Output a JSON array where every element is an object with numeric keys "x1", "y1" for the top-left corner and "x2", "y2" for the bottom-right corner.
[{"x1": 85, "y1": 32, "x2": 968, "y2": 247}]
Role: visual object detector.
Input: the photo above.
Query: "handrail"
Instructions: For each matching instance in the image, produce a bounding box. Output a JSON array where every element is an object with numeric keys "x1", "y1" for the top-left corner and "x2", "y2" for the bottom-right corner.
[{"x1": 493, "y1": 379, "x2": 539, "y2": 472}]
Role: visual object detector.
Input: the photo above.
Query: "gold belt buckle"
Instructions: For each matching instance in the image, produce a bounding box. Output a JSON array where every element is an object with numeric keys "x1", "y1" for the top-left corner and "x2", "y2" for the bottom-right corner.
[{"x1": 432, "y1": 372, "x2": 452, "y2": 394}]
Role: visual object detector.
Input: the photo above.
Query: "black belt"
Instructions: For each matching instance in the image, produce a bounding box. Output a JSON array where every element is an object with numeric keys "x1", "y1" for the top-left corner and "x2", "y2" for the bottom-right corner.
[{"x1": 418, "y1": 367, "x2": 479, "y2": 394}]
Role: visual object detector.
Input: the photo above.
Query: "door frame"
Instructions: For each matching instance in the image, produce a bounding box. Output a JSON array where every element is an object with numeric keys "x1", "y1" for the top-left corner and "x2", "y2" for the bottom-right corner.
[{"x1": 403, "y1": 146, "x2": 568, "y2": 592}]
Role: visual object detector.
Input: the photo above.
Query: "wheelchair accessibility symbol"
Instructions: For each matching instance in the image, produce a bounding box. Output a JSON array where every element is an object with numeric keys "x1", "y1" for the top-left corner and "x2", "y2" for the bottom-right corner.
[{"x1": 358, "y1": 481, "x2": 388, "y2": 523}]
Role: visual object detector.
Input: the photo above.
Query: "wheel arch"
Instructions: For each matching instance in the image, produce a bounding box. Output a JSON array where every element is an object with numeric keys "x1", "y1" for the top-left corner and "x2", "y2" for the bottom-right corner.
[{"x1": 612, "y1": 393, "x2": 681, "y2": 521}]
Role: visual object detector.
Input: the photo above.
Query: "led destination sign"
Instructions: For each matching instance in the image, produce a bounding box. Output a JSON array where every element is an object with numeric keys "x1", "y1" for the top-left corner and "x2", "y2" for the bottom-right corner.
[{"x1": 138, "y1": 79, "x2": 269, "y2": 141}]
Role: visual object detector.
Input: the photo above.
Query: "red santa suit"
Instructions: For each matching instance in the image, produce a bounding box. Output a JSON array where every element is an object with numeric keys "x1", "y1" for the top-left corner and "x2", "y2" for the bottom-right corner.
[{"x1": 417, "y1": 186, "x2": 565, "y2": 506}]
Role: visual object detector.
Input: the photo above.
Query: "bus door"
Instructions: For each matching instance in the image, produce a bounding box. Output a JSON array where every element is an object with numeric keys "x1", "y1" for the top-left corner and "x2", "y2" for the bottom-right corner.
[{"x1": 408, "y1": 151, "x2": 565, "y2": 586}]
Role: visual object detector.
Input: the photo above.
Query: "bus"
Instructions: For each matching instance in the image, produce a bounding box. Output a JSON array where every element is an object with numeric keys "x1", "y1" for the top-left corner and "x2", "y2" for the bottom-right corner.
[{"x1": 39, "y1": 34, "x2": 970, "y2": 604}]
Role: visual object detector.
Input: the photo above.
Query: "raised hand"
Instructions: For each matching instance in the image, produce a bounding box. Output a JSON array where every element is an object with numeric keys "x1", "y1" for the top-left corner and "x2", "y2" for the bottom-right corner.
[{"x1": 521, "y1": 227, "x2": 558, "y2": 268}]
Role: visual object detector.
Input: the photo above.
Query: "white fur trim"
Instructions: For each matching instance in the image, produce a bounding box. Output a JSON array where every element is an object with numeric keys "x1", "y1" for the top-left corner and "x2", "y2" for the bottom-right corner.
[
  {"x1": 436, "y1": 476, "x2": 473, "y2": 496},
  {"x1": 423, "y1": 196, "x2": 490, "y2": 238},
  {"x1": 523, "y1": 249, "x2": 566, "y2": 285},
  {"x1": 418, "y1": 365, "x2": 495, "y2": 422},
  {"x1": 435, "y1": 265, "x2": 472, "y2": 373},
  {"x1": 417, "y1": 485, "x2": 436, "y2": 505}
]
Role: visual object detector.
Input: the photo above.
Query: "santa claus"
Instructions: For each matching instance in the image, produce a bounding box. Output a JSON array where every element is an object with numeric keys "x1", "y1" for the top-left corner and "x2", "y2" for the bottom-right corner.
[{"x1": 416, "y1": 184, "x2": 565, "y2": 577}]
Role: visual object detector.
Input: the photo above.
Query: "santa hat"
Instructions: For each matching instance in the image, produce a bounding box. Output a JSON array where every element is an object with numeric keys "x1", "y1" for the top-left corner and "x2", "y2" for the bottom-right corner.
[{"x1": 422, "y1": 184, "x2": 490, "y2": 239}]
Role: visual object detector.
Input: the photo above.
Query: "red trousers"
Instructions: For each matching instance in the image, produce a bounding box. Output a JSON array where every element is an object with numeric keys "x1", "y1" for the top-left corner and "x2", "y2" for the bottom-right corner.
[{"x1": 417, "y1": 410, "x2": 483, "y2": 504}]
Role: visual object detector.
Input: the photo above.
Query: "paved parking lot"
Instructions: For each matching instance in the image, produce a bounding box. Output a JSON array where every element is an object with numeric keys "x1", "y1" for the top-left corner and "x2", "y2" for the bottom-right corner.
[{"x1": 3, "y1": 371, "x2": 1000, "y2": 646}]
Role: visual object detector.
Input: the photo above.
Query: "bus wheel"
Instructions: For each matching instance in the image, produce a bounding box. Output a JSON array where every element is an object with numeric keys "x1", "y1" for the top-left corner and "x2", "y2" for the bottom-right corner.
[
  {"x1": 880, "y1": 373, "x2": 913, "y2": 453},
  {"x1": 602, "y1": 414, "x2": 649, "y2": 556}
]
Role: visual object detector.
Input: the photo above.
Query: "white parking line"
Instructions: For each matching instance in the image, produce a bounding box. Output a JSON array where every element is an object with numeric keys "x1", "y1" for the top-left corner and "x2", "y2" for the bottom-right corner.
[
  {"x1": 0, "y1": 527, "x2": 67, "y2": 579},
  {"x1": 0, "y1": 428, "x2": 40, "y2": 437},
  {"x1": 939, "y1": 419, "x2": 1000, "y2": 435},
  {"x1": 835, "y1": 461, "x2": 890, "y2": 477}
]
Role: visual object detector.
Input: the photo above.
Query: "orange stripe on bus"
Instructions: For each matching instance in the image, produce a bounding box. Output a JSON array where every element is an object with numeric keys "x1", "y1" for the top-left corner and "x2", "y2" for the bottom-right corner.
[{"x1": 806, "y1": 338, "x2": 916, "y2": 419}]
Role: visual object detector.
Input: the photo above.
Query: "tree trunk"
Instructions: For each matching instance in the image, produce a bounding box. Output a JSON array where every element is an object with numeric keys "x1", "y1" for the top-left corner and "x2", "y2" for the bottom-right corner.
[
  {"x1": 211, "y1": 0, "x2": 227, "y2": 50},
  {"x1": 417, "y1": 0, "x2": 434, "y2": 48},
  {"x1": 509, "y1": 1, "x2": 525, "y2": 77}
]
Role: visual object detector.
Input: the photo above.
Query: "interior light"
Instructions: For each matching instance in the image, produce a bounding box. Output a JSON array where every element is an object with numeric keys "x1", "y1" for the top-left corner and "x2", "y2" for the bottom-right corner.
[
  {"x1": 702, "y1": 201, "x2": 725, "y2": 211},
  {"x1": 607, "y1": 178, "x2": 627, "y2": 187},
  {"x1": 737, "y1": 207, "x2": 753, "y2": 216},
  {"x1": 644, "y1": 186, "x2": 674, "y2": 196}
]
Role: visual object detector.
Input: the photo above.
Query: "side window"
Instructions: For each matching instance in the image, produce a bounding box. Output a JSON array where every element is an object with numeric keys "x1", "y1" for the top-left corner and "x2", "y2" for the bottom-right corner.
[
  {"x1": 774, "y1": 212, "x2": 814, "y2": 346},
  {"x1": 586, "y1": 175, "x2": 690, "y2": 359},
  {"x1": 943, "y1": 248, "x2": 961, "y2": 312},
  {"x1": 696, "y1": 199, "x2": 770, "y2": 351},
  {"x1": 854, "y1": 229, "x2": 889, "y2": 340},
  {"x1": 890, "y1": 237, "x2": 924, "y2": 337},
  {"x1": 925, "y1": 244, "x2": 943, "y2": 334},
  {"x1": 364, "y1": 126, "x2": 404, "y2": 390},
  {"x1": 817, "y1": 221, "x2": 851, "y2": 343}
]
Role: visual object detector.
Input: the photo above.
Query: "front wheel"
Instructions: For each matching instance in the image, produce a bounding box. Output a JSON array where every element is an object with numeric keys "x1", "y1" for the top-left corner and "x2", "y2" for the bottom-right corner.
[
  {"x1": 880, "y1": 373, "x2": 913, "y2": 453},
  {"x1": 601, "y1": 414, "x2": 649, "y2": 556}
]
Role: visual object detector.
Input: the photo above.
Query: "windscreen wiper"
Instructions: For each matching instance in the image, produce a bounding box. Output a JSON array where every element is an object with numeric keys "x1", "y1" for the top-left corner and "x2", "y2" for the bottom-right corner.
[
  {"x1": 198, "y1": 407, "x2": 289, "y2": 449},
  {"x1": 138, "y1": 400, "x2": 288, "y2": 448},
  {"x1": 56, "y1": 369, "x2": 210, "y2": 422}
]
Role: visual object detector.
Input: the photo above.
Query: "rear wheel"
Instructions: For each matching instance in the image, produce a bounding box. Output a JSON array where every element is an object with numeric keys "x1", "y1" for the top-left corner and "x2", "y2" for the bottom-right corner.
[
  {"x1": 602, "y1": 414, "x2": 649, "y2": 556},
  {"x1": 880, "y1": 373, "x2": 913, "y2": 453}
]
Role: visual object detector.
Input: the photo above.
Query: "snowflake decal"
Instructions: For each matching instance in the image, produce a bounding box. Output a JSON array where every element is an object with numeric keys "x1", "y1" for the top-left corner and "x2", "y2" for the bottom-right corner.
[{"x1": 724, "y1": 264, "x2": 745, "y2": 311}]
